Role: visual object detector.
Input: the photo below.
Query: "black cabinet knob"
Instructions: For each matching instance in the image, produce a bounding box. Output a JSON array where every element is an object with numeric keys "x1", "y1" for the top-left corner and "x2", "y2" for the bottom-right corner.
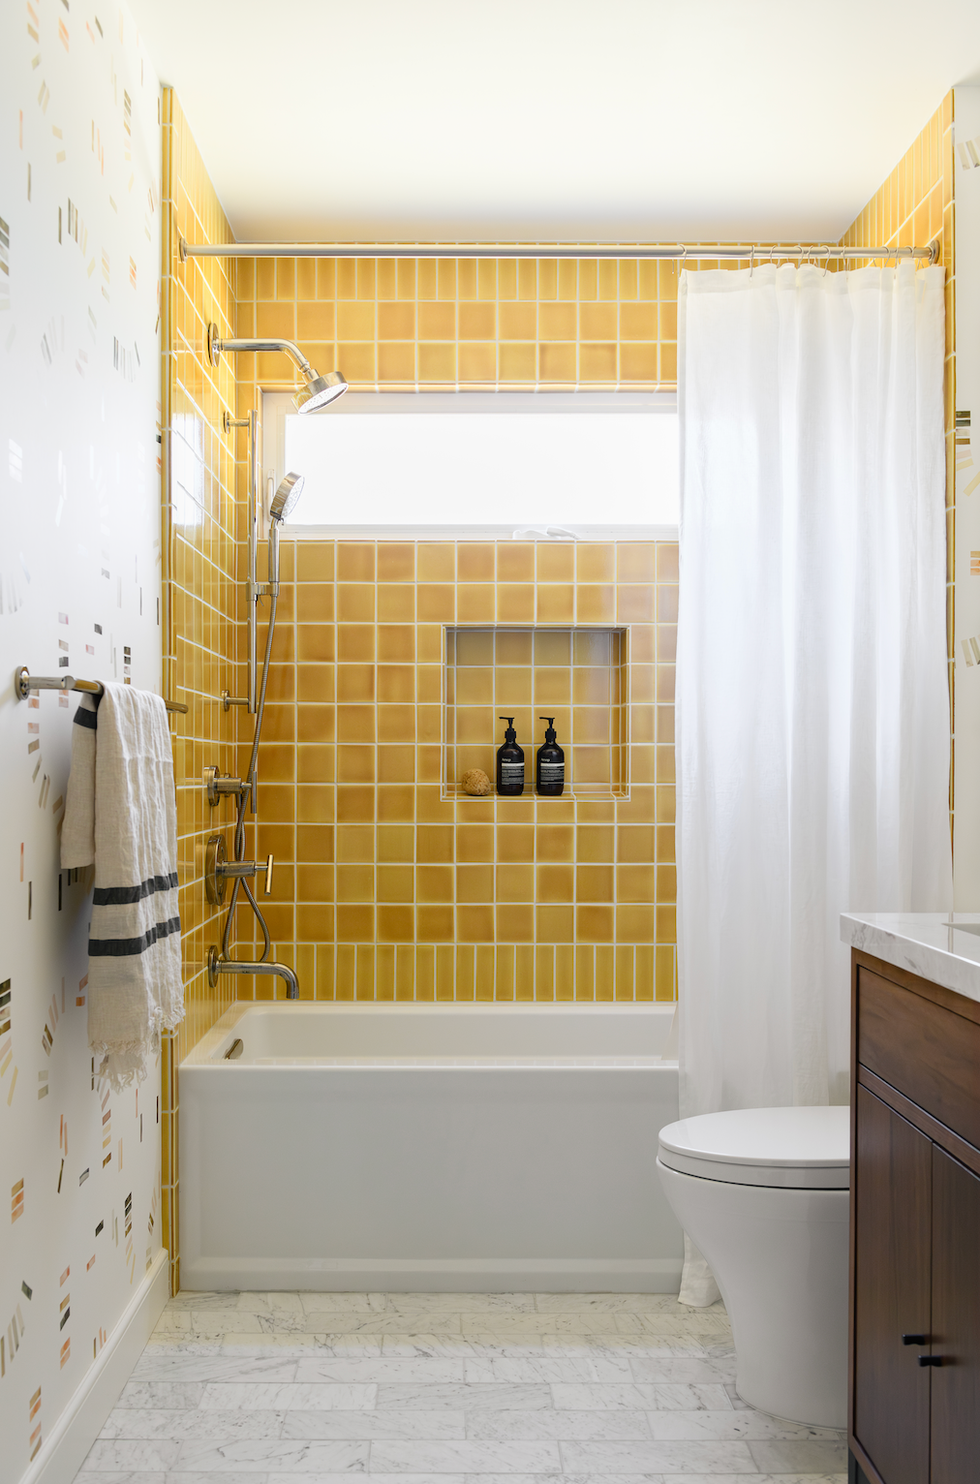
[
  {"x1": 902, "y1": 1334, "x2": 927, "y2": 1345},
  {"x1": 918, "y1": 1355, "x2": 943, "y2": 1366}
]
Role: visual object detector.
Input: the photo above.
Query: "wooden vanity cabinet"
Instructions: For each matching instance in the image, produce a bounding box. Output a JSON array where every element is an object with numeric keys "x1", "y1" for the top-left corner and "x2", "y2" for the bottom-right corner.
[{"x1": 849, "y1": 952, "x2": 980, "y2": 1484}]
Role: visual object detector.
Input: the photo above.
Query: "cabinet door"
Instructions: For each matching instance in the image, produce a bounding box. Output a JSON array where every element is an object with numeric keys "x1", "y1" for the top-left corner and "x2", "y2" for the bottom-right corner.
[
  {"x1": 853, "y1": 1086, "x2": 932, "y2": 1484},
  {"x1": 930, "y1": 1146, "x2": 980, "y2": 1483}
]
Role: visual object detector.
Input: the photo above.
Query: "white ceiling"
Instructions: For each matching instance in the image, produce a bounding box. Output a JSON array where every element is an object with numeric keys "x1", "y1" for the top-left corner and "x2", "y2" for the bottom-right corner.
[{"x1": 128, "y1": 0, "x2": 980, "y2": 245}]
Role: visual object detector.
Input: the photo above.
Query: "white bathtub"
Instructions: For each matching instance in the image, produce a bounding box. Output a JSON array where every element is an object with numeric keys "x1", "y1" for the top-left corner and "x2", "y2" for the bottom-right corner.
[{"x1": 179, "y1": 1001, "x2": 682, "y2": 1292}]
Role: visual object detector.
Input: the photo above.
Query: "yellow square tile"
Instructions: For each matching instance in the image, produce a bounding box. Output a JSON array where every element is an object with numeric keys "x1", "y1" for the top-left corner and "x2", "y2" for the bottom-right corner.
[
  {"x1": 418, "y1": 302, "x2": 456, "y2": 339},
  {"x1": 459, "y1": 343, "x2": 497, "y2": 382},
  {"x1": 538, "y1": 343, "x2": 576, "y2": 382},
  {"x1": 499, "y1": 302, "x2": 536, "y2": 340},
  {"x1": 499, "y1": 343, "x2": 536, "y2": 380},
  {"x1": 378, "y1": 301, "x2": 415, "y2": 339},
  {"x1": 378, "y1": 906, "x2": 414, "y2": 942},
  {"x1": 459, "y1": 302, "x2": 496, "y2": 339},
  {"x1": 378, "y1": 344, "x2": 416, "y2": 381},
  {"x1": 457, "y1": 905, "x2": 494, "y2": 942},
  {"x1": 577, "y1": 905, "x2": 613, "y2": 942},
  {"x1": 418, "y1": 343, "x2": 457, "y2": 380},
  {"x1": 501, "y1": 905, "x2": 534, "y2": 942},
  {"x1": 536, "y1": 905, "x2": 574, "y2": 942}
]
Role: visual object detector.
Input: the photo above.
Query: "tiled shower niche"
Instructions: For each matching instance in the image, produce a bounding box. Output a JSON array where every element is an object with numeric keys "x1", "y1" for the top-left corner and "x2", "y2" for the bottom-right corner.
[{"x1": 444, "y1": 627, "x2": 629, "y2": 800}]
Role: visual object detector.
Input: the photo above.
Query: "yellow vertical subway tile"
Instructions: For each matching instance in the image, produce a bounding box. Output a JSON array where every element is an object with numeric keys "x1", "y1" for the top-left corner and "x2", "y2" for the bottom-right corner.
[
  {"x1": 574, "y1": 945, "x2": 595, "y2": 1001},
  {"x1": 517, "y1": 260, "x2": 537, "y2": 300},
  {"x1": 477, "y1": 259, "x2": 497, "y2": 300},
  {"x1": 556, "y1": 943, "x2": 575, "y2": 1001},
  {"x1": 437, "y1": 259, "x2": 456, "y2": 300},
  {"x1": 436, "y1": 943, "x2": 455, "y2": 1000},
  {"x1": 256, "y1": 257, "x2": 275, "y2": 299},
  {"x1": 455, "y1": 944, "x2": 475, "y2": 1001},
  {"x1": 335, "y1": 943, "x2": 355, "y2": 1000},
  {"x1": 578, "y1": 259, "x2": 597, "y2": 300},
  {"x1": 416, "y1": 944, "x2": 435, "y2": 1001},
  {"x1": 276, "y1": 258, "x2": 295, "y2": 299},
  {"x1": 418, "y1": 259, "x2": 438, "y2": 300},
  {"x1": 655, "y1": 944, "x2": 676, "y2": 1001},
  {"x1": 557, "y1": 259, "x2": 577, "y2": 301},
  {"x1": 615, "y1": 945, "x2": 635, "y2": 1001},
  {"x1": 618, "y1": 260, "x2": 637, "y2": 300},
  {"x1": 376, "y1": 944, "x2": 395, "y2": 1001},
  {"x1": 597, "y1": 260, "x2": 618, "y2": 300},
  {"x1": 595, "y1": 945, "x2": 615, "y2": 1002},
  {"x1": 376, "y1": 258, "x2": 397, "y2": 300},
  {"x1": 475, "y1": 944, "x2": 495, "y2": 1001},
  {"x1": 457, "y1": 259, "x2": 477, "y2": 299},
  {"x1": 497, "y1": 259, "x2": 517, "y2": 300},
  {"x1": 356, "y1": 945, "x2": 375, "y2": 1000},
  {"x1": 336, "y1": 259, "x2": 356, "y2": 299},
  {"x1": 634, "y1": 944, "x2": 655, "y2": 1001},
  {"x1": 535, "y1": 945, "x2": 555, "y2": 1001},
  {"x1": 357, "y1": 258, "x2": 376, "y2": 299},
  {"x1": 495, "y1": 944, "x2": 515, "y2": 1001},
  {"x1": 396, "y1": 258, "x2": 416, "y2": 299},
  {"x1": 395, "y1": 944, "x2": 415, "y2": 1000},
  {"x1": 538, "y1": 259, "x2": 557, "y2": 300}
]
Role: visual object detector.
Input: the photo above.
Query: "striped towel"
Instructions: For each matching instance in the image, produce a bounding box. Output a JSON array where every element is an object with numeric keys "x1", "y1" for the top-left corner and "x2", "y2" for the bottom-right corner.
[{"x1": 61, "y1": 684, "x2": 184, "y2": 1089}]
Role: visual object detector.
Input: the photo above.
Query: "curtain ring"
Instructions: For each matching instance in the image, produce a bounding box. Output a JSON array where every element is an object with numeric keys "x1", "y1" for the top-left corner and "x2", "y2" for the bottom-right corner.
[{"x1": 822, "y1": 244, "x2": 831, "y2": 277}]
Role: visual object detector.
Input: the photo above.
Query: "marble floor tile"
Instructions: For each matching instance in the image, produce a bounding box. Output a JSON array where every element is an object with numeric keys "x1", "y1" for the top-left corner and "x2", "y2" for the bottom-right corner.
[
  {"x1": 98, "y1": 1410, "x2": 285, "y2": 1441},
  {"x1": 197, "y1": 1382, "x2": 377, "y2": 1411},
  {"x1": 173, "y1": 1437, "x2": 370, "y2": 1471},
  {"x1": 374, "y1": 1382, "x2": 554, "y2": 1411},
  {"x1": 73, "y1": 1291, "x2": 844, "y2": 1484},
  {"x1": 368, "y1": 1439, "x2": 563, "y2": 1471},
  {"x1": 280, "y1": 1408, "x2": 466, "y2": 1439}
]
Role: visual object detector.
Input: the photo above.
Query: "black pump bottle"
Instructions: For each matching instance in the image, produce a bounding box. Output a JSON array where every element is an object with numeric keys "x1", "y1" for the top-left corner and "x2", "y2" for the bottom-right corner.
[
  {"x1": 536, "y1": 717, "x2": 565, "y2": 796},
  {"x1": 496, "y1": 716, "x2": 525, "y2": 796}
]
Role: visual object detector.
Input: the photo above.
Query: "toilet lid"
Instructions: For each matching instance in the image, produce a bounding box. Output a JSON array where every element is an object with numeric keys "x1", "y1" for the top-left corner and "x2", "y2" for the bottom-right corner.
[{"x1": 658, "y1": 1106, "x2": 850, "y2": 1189}]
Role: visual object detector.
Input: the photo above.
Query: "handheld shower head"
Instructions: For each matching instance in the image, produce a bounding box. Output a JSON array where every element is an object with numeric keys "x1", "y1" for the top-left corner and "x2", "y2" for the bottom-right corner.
[
  {"x1": 267, "y1": 472, "x2": 305, "y2": 595},
  {"x1": 270, "y1": 472, "x2": 306, "y2": 524},
  {"x1": 294, "y1": 370, "x2": 347, "y2": 415}
]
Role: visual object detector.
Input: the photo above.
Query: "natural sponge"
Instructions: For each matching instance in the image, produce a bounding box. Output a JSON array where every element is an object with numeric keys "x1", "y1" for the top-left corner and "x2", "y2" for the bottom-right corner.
[{"x1": 460, "y1": 768, "x2": 492, "y2": 796}]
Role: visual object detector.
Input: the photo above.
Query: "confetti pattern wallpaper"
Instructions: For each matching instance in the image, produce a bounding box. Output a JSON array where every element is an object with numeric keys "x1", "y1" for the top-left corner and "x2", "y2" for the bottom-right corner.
[{"x1": 0, "y1": 1, "x2": 164, "y2": 1477}]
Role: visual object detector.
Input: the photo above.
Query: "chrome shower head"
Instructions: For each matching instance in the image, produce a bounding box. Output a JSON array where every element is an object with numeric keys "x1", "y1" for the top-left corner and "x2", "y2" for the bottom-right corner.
[
  {"x1": 205, "y1": 325, "x2": 346, "y2": 416},
  {"x1": 293, "y1": 369, "x2": 347, "y2": 415},
  {"x1": 270, "y1": 472, "x2": 306, "y2": 524}
]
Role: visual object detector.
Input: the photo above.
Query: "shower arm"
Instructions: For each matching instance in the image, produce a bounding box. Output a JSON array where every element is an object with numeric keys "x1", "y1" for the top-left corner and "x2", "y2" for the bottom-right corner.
[{"x1": 207, "y1": 326, "x2": 316, "y2": 382}]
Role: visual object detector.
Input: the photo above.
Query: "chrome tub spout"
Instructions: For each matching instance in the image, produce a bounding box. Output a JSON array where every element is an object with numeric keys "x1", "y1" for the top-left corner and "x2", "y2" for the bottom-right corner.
[{"x1": 207, "y1": 949, "x2": 298, "y2": 999}]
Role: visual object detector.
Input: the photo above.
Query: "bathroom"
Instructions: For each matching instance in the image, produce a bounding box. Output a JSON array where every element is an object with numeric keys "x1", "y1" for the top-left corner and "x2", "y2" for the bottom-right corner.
[{"x1": 2, "y1": 2, "x2": 980, "y2": 1481}]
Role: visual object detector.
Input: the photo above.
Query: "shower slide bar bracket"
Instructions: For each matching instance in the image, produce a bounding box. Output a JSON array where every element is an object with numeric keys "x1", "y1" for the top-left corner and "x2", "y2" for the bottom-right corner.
[
  {"x1": 180, "y1": 238, "x2": 941, "y2": 265},
  {"x1": 14, "y1": 666, "x2": 189, "y2": 714}
]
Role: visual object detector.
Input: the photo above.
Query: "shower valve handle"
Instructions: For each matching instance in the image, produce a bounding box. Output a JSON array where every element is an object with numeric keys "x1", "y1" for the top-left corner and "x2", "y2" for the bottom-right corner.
[{"x1": 264, "y1": 854, "x2": 274, "y2": 895}]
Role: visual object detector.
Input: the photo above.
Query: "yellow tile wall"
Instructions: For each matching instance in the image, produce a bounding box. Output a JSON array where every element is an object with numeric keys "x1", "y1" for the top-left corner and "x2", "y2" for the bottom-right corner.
[
  {"x1": 233, "y1": 253, "x2": 679, "y2": 391},
  {"x1": 840, "y1": 93, "x2": 956, "y2": 810},
  {"x1": 229, "y1": 540, "x2": 678, "y2": 1004},
  {"x1": 160, "y1": 90, "x2": 244, "y2": 1292}
]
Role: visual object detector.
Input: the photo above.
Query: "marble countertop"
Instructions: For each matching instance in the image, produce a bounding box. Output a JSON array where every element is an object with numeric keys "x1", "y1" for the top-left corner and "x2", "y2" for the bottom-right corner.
[{"x1": 841, "y1": 912, "x2": 980, "y2": 1005}]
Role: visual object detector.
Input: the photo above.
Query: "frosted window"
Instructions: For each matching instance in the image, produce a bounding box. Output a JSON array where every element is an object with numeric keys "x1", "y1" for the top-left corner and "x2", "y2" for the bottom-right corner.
[{"x1": 268, "y1": 392, "x2": 678, "y2": 536}]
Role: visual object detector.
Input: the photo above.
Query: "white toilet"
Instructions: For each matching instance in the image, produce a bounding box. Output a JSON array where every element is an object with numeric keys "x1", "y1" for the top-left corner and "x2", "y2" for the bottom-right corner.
[{"x1": 657, "y1": 1105, "x2": 849, "y2": 1429}]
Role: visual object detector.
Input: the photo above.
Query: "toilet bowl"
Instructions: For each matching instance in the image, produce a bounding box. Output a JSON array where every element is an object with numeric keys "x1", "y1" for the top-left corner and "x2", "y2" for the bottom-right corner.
[{"x1": 657, "y1": 1105, "x2": 849, "y2": 1429}]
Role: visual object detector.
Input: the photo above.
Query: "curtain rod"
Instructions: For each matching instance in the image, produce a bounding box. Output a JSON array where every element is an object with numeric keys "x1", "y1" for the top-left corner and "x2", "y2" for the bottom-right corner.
[{"x1": 179, "y1": 238, "x2": 940, "y2": 264}]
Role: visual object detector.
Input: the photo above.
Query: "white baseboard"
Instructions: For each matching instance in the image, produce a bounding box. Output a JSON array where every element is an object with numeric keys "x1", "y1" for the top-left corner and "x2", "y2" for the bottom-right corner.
[
  {"x1": 180, "y1": 1254, "x2": 684, "y2": 1294},
  {"x1": 19, "y1": 1249, "x2": 169, "y2": 1484}
]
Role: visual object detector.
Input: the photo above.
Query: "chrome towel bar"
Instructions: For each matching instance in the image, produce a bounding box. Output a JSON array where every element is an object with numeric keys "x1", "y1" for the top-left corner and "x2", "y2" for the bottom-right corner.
[{"x1": 15, "y1": 666, "x2": 189, "y2": 714}]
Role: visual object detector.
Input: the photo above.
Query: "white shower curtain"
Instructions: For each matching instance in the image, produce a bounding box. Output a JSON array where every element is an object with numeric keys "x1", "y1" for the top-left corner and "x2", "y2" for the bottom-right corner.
[{"x1": 675, "y1": 260, "x2": 951, "y2": 1298}]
